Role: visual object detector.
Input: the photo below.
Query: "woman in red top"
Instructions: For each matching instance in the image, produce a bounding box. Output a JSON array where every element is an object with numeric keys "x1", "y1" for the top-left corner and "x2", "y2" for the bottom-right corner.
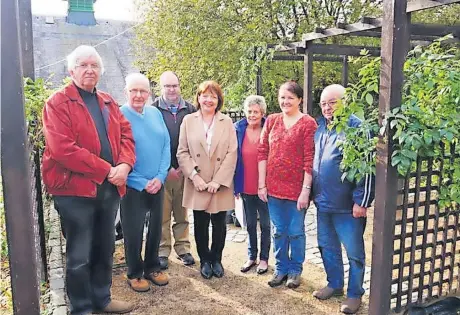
[
  {"x1": 234, "y1": 95, "x2": 270, "y2": 275},
  {"x1": 258, "y1": 81, "x2": 317, "y2": 289}
]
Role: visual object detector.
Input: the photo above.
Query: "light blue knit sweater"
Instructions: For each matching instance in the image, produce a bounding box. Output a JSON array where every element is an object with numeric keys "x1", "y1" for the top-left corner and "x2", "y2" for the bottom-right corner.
[{"x1": 121, "y1": 104, "x2": 171, "y2": 191}]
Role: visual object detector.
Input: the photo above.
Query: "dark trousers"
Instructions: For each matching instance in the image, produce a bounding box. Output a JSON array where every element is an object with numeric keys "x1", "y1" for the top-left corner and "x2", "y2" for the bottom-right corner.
[
  {"x1": 53, "y1": 181, "x2": 119, "y2": 315},
  {"x1": 120, "y1": 187, "x2": 164, "y2": 279},
  {"x1": 193, "y1": 210, "x2": 227, "y2": 263},
  {"x1": 241, "y1": 194, "x2": 271, "y2": 261}
]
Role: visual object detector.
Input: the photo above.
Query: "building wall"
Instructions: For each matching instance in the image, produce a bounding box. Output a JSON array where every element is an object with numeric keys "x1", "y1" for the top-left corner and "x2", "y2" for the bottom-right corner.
[{"x1": 33, "y1": 15, "x2": 139, "y2": 103}]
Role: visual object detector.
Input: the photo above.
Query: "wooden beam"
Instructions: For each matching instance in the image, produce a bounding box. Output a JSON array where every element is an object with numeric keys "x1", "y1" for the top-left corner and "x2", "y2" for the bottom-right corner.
[
  {"x1": 410, "y1": 23, "x2": 460, "y2": 37},
  {"x1": 341, "y1": 56, "x2": 349, "y2": 87},
  {"x1": 407, "y1": 0, "x2": 460, "y2": 12},
  {"x1": 304, "y1": 43, "x2": 313, "y2": 115},
  {"x1": 303, "y1": 19, "x2": 381, "y2": 41},
  {"x1": 256, "y1": 66, "x2": 262, "y2": 95},
  {"x1": 310, "y1": 43, "x2": 381, "y2": 56},
  {"x1": 300, "y1": 0, "x2": 460, "y2": 43},
  {"x1": 1, "y1": 0, "x2": 41, "y2": 314},
  {"x1": 273, "y1": 55, "x2": 344, "y2": 62},
  {"x1": 369, "y1": 1, "x2": 411, "y2": 314}
]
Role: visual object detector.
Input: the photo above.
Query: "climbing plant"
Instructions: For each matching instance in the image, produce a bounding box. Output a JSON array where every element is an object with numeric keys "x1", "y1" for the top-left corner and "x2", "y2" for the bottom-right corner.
[{"x1": 332, "y1": 36, "x2": 460, "y2": 209}]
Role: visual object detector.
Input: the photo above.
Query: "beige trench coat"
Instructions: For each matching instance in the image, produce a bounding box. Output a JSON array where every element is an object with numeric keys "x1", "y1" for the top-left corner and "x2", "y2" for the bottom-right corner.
[{"x1": 177, "y1": 111, "x2": 237, "y2": 213}]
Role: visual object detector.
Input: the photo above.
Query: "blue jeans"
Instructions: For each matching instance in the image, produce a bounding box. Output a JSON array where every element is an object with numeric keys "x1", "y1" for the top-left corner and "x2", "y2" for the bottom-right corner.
[
  {"x1": 241, "y1": 194, "x2": 271, "y2": 261},
  {"x1": 317, "y1": 211, "x2": 366, "y2": 298},
  {"x1": 267, "y1": 196, "x2": 306, "y2": 276}
]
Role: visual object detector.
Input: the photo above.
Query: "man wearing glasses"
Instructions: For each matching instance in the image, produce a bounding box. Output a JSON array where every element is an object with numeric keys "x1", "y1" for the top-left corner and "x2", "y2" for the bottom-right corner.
[
  {"x1": 120, "y1": 73, "x2": 171, "y2": 292},
  {"x1": 311, "y1": 84, "x2": 374, "y2": 314},
  {"x1": 42, "y1": 45, "x2": 135, "y2": 314},
  {"x1": 154, "y1": 71, "x2": 197, "y2": 269}
]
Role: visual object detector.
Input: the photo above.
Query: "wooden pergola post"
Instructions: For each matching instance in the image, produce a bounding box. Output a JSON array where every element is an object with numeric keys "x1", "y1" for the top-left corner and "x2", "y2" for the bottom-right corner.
[
  {"x1": 1, "y1": 0, "x2": 40, "y2": 313},
  {"x1": 303, "y1": 42, "x2": 313, "y2": 115},
  {"x1": 369, "y1": 0, "x2": 410, "y2": 314}
]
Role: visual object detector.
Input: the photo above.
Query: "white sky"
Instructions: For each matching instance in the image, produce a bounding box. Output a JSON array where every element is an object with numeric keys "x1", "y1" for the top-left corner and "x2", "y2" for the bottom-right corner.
[{"x1": 31, "y1": 0, "x2": 138, "y2": 21}]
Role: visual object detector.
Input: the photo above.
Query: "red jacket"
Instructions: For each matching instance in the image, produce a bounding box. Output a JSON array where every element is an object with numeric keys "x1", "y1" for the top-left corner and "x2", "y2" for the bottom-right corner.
[{"x1": 42, "y1": 82, "x2": 135, "y2": 197}]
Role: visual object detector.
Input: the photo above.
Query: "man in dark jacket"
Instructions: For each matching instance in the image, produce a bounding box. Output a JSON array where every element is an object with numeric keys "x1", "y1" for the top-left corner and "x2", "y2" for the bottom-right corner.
[
  {"x1": 42, "y1": 45, "x2": 136, "y2": 315},
  {"x1": 155, "y1": 71, "x2": 196, "y2": 269},
  {"x1": 311, "y1": 84, "x2": 374, "y2": 314}
]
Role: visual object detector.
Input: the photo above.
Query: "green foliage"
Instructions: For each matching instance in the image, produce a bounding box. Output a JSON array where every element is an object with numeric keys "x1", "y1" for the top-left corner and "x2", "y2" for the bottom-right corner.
[
  {"x1": 384, "y1": 36, "x2": 460, "y2": 209},
  {"x1": 24, "y1": 77, "x2": 54, "y2": 152},
  {"x1": 134, "y1": 0, "x2": 381, "y2": 109},
  {"x1": 333, "y1": 36, "x2": 460, "y2": 210},
  {"x1": 330, "y1": 53, "x2": 380, "y2": 183}
]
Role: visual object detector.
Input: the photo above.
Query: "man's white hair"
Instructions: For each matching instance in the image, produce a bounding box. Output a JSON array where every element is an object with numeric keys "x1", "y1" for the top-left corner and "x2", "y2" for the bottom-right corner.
[
  {"x1": 321, "y1": 84, "x2": 346, "y2": 100},
  {"x1": 67, "y1": 45, "x2": 105, "y2": 74},
  {"x1": 243, "y1": 95, "x2": 267, "y2": 115},
  {"x1": 125, "y1": 73, "x2": 150, "y2": 90}
]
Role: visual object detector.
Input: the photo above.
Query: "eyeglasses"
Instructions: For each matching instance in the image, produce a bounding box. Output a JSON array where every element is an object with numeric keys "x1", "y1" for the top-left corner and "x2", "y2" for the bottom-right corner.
[
  {"x1": 76, "y1": 63, "x2": 100, "y2": 70},
  {"x1": 320, "y1": 100, "x2": 338, "y2": 108},
  {"x1": 200, "y1": 94, "x2": 218, "y2": 100},
  {"x1": 129, "y1": 89, "x2": 149, "y2": 95},
  {"x1": 163, "y1": 84, "x2": 179, "y2": 89}
]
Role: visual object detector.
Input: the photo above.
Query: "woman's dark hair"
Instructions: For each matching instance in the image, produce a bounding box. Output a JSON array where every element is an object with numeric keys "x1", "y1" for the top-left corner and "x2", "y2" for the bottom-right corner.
[
  {"x1": 280, "y1": 80, "x2": 303, "y2": 99},
  {"x1": 194, "y1": 80, "x2": 224, "y2": 112}
]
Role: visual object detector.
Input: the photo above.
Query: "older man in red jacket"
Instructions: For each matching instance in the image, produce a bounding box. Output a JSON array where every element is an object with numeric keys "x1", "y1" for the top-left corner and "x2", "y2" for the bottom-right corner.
[{"x1": 42, "y1": 45, "x2": 135, "y2": 315}]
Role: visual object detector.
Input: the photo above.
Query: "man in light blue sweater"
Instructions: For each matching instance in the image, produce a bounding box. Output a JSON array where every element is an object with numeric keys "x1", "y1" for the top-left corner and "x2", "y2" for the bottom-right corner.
[{"x1": 120, "y1": 73, "x2": 171, "y2": 293}]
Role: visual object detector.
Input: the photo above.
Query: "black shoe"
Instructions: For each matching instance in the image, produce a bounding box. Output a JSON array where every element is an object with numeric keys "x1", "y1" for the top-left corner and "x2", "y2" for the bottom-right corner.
[
  {"x1": 268, "y1": 273, "x2": 287, "y2": 287},
  {"x1": 200, "y1": 262, "x2": 213, "y2": 279},
  {"x1": 178, "y1": 253, "x2": 195, "y2": 266},
  {"x1": 212, "y1": 261, "x2": 224, "y2": 278},
  {"x1": 159, "y1": 256, "x2": 169, "y2": 270}
]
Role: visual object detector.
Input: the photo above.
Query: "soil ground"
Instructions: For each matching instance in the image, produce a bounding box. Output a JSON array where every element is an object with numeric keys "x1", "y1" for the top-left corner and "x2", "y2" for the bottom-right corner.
[{"x1": 111, "y1": 232, "x2": 370, "y2": 315}]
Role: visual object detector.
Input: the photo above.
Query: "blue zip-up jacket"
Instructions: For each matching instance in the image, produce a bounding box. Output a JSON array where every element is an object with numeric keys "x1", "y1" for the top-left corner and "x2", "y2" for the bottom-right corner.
[
  {"x1": 312, "y1": 115, "x2": 375, "y2": 213},
  {"x1": 233, "y1": 117, "x2": 266, "y2": 195}
]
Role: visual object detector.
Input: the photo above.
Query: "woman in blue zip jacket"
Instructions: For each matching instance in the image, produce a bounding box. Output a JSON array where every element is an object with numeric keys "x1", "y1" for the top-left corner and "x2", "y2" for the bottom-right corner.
[{"x1": 234, "y1": 95, "x2": 270, "y2": 274}]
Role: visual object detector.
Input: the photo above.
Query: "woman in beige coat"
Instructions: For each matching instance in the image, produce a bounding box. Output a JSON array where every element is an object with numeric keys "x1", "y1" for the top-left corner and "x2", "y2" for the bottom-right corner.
[{"x1": 177, "y1": 80, "x2": 237, "y2": 280}]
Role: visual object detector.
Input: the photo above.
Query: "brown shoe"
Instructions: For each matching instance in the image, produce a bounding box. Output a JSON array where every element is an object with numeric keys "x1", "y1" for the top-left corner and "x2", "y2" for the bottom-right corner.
[
  {"x1": 341, "y1": 297, "x2": 362, "y2": 314},
  {"x1": 95, "y1": 299, "x2": 134, "y2": 314},
  {"x1": 144, "y1": 271, "x2": 169, "y2": 286},
  {"x1": 127, "y1": 278, "x2": 150, "y2": 292},
  {"x1": 312, "y1": 286, "x2": 344, "y2": 300}
]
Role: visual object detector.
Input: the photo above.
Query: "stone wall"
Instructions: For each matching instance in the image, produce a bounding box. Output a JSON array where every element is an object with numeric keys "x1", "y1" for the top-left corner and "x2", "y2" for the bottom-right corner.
[{"x1": 33, "y1": 15, "x2": 139, "y2": 103}]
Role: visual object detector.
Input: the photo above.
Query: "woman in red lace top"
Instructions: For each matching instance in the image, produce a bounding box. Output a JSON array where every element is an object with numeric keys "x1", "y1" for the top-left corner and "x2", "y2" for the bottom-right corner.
[{"x1": 258, "y1": 80, "x2": 317, "y2": 289}]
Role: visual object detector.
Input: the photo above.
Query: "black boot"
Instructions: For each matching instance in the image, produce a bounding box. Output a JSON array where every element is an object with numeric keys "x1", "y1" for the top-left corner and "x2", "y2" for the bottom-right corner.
[
  {"x1": 212, "y1": 261, "x2": 224, "y2": 278},
  {"x1": 200, "y1": 262, "x2": 213, "y2": 279}
]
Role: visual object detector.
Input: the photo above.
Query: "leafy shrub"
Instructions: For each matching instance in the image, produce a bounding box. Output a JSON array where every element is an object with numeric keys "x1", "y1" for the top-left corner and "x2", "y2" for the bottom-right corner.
[{"x1": 333, "y1": 36, "x2": 460, "y2": 209}]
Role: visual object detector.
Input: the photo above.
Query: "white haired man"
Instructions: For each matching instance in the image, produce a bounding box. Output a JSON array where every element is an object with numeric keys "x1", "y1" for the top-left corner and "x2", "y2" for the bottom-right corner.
[
  {"x1": 155, "y1": 71, "x2": 196, "y2": 269},
  {"x1": 120, "y1": 73, "x2": 171, "y2": 292},
  {"x1": 311, "y1": 84, "x2": 374, "y2": 314},
  {"x1": 42, "y1": 45, "x2": 135, "y2": 314}
]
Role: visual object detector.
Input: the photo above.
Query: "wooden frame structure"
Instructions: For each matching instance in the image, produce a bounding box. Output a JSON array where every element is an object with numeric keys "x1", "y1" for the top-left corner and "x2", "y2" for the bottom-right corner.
[
  {"x1": 264, "y1": 0, "x2": 460, "y2": 117},
  {"x1": 264, "y1": 1, "x2": 460, "y2": 314}
]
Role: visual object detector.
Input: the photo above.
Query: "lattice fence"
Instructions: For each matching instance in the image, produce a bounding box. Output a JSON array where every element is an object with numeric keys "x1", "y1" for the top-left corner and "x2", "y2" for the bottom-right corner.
[{"x1": 391, "y1": 143, "x2": 460, "y2": 312}]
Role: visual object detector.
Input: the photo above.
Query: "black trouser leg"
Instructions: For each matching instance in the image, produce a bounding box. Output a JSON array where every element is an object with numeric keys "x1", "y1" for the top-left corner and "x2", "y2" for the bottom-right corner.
[
  {"x1": 193, "y1": 210, "x2": 211, "y2": 263},
  {"x1": 54, "y1": 182, "x2": 119, "y2": 315},
  {"x1": 120, "y1": 188, "x2": 148, "y2": 279},
  {"x1": 90, "y1": 183, "x2": 119, "y2": 309},
  {"x1": 210, "y1": 211, "x2": 227, "y2": 263},
  {"x1": 54, "y1": 195, "x2": 94, "y2": 315},
  {"x1": 143, "y1": 188, "x2": 164, "y2": 275}
]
